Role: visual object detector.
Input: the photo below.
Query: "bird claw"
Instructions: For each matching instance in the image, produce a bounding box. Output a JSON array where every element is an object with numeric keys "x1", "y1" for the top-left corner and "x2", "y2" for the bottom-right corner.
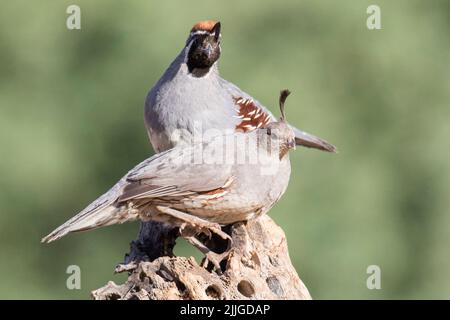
[
  {"x1": 154, "y1": 206, "x2": 233, "y2": 273},
  {"x1": 178, "y1": 220, "x2": 231, "y2": 243},
  {"x1": 201, "y1": 249, "x2": 232, "y2": 274},
  {"x1": 200, "y1": 223, "x2": 231, "y2": 242},
  {"x1": 156, "y1": 206, "x2": 230, "y2": 241}
]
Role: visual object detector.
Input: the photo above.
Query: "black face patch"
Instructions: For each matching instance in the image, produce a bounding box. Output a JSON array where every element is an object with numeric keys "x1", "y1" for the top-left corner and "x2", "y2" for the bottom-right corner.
[{"x1": 187, "y1": 34, "x2": 221, "y2": 74}]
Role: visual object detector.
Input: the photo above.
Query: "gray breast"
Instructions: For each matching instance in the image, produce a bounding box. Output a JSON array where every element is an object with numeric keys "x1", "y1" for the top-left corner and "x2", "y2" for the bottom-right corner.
[{"x1": 145, "y1": 65, "x2": 237, "y2": 151}]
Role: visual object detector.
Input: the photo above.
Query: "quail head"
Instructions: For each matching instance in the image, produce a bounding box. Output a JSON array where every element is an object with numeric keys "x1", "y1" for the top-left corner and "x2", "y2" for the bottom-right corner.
[
  {"x1": 144, "y1": 20, "x2": 336, "y2": 154},
  {"x1": 43, "y1": 90, "x2": 298, "y2": 271}
]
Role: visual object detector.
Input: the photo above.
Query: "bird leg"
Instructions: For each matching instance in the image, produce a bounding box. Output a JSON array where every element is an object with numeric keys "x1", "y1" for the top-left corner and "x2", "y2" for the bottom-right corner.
[
  {"x1": 182, "y1": 233, "x2": 231, "y2": 274},
  {"x1": 154, "y1": 206, "x2": 233, "y2": 273},
  {"x1": 154, "y1": 206, "x2": 231, "y2": 241}
]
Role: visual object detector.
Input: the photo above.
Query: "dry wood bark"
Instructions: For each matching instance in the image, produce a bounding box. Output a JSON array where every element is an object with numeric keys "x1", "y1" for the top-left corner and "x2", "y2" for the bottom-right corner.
[{"x1": 92, "y1": 215, "x2": 311, "y2": 300}]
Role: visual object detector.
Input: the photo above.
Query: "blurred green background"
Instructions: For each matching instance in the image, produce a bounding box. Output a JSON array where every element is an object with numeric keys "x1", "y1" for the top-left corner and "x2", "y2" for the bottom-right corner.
[{"x1": 1, "y1": 0, "x2": 449, "y2": 299}]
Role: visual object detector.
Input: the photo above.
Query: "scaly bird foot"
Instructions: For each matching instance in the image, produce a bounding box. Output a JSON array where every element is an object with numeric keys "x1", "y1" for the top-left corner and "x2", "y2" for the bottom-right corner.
[
  {"x1": 183, "y1": 235, "x2": 232, "y2": 274},
  {"x1": 201, "y1": 249, "x2": 232, "y2": 273},
  {"x1": 156, "y1": 205, "x2": 232, "y2": 242}
]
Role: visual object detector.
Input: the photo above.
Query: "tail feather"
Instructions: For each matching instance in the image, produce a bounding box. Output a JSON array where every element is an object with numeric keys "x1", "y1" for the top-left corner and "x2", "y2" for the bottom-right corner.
[
  {"x1": 42, "y1": 205, "x2": 124, "y2": 243},
  {"x1": 41, "y1": 179, "x2": 137, "y2": 243},
  {"x1": 293, "y1": 127, "x2": 337, "y2": 153}
]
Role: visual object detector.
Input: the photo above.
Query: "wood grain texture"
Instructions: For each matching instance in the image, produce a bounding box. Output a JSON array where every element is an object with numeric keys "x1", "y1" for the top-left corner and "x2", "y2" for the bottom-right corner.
[{"x1": 92, "y1": 215, "x2": 311, "y2": 300}]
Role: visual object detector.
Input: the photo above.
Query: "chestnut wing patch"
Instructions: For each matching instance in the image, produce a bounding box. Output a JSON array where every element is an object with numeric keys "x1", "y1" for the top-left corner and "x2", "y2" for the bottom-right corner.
[
  {"x1": 196, "y1": 176, "x2": 234, "y2": 198},
  {"x1": 233, "y1": 97, "x2": 272, "y2": 132}
]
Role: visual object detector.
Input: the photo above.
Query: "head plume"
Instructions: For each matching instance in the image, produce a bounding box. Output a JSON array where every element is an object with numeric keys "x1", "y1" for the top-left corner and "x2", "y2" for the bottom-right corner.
[{"x1": 279, "y1": 89, "x2": 291, "y2": 122}]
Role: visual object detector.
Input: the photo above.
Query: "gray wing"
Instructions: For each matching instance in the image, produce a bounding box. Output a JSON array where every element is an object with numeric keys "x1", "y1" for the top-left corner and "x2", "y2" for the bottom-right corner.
[
  {"x1": 220, "y1": 78, "x2": 336, "y2": 152},
  {"x1": 219, "y1": 77, "x2": 276, "y2": 123},
  {"x1": 118, "y1": 140, "x2": 234, "y2": 202}
]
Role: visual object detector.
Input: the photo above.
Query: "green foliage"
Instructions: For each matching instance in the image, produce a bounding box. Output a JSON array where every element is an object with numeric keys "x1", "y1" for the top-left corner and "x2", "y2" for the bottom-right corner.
[{"x1": 0, "y1": 0, "x2": 449, "y2": 299}]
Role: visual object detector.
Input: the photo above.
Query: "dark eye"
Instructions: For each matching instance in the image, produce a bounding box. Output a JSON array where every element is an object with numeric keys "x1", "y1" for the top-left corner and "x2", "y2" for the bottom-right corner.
[{"x1": 267, "y1": 128, "x2": 271, "y2": 135}]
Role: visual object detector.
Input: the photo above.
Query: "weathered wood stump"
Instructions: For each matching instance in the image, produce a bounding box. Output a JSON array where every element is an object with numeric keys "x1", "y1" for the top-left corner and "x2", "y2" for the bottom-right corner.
[{"x1": 92, "y1": 214, "x2": 311, "y2": 300}]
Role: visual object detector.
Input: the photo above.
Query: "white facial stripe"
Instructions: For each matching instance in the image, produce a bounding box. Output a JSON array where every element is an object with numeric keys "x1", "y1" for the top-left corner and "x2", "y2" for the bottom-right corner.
[
  {"x1": 187, "y1": 30, "x2": 222, "y2": 42},
  {"x1": 190, "y1": 30, "x2": 210, "y2": 36}
]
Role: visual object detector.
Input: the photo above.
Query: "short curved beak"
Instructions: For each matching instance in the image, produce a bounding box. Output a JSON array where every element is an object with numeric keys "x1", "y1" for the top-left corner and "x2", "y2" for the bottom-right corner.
[{"x1": 201, "y1": 43, "x2": 214, "y2": 56}]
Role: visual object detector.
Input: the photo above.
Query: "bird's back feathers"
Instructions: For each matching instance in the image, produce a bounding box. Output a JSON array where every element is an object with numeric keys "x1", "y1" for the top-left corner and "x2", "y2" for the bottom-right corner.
[{"x1": 41, "y1": 137, "x2": 236, "y2": 243}]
